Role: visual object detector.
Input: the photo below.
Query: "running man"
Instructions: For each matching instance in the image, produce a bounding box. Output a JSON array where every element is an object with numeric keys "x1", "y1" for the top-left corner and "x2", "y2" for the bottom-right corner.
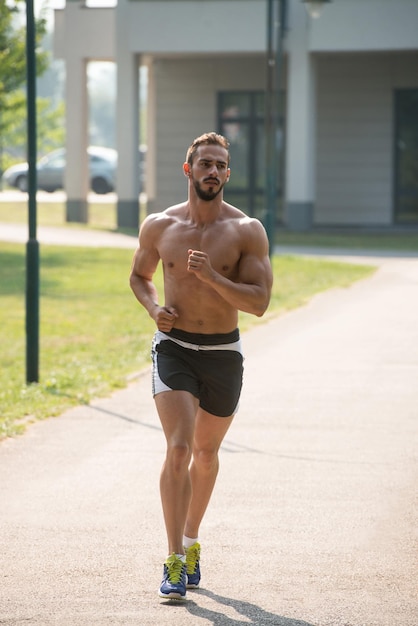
[{"x1": 130, "y1": 131, "x2": 273, "y2": 599}]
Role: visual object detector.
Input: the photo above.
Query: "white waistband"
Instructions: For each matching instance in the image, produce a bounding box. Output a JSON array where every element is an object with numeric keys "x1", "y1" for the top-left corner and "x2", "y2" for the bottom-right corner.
[{"x1": 157, "y1": 331, "x2": 243, "y2": 353}]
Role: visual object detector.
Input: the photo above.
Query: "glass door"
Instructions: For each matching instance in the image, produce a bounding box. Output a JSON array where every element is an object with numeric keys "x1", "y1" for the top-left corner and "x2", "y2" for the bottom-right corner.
[
  {"x1": 218, "y1": 91, "x2": 284, "y2": 224},
  {"x1": 394, "y1": 89, "x2": 418, "y2": 224}
]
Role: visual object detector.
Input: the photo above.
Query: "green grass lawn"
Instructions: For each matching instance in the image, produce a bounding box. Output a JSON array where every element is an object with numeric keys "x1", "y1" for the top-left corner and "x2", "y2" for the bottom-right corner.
[
  {"x1": 0, "y1": 198, "x2": 137, "y2": 234},
  {"x1": 0, "y1": 241, "x2": 375, "y2": 439}
]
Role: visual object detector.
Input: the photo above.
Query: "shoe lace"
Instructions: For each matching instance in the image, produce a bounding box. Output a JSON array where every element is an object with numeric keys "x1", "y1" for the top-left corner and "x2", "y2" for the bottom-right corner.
[
  {"x1": 185, "y1": 543, "x2": 200, "y2": 574},
  {"x1": 166, "y1": 554, "x2": 185, "y2": 584}
]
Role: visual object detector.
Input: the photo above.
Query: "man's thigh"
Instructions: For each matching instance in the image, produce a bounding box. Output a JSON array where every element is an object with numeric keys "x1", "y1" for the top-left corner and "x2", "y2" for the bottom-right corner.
[
  {"x1": 193, "y1": 407, "x2": 235, "y2": 453},
  {"x1": 155, "y1": 390, "x2": 199, "y2": 444}
]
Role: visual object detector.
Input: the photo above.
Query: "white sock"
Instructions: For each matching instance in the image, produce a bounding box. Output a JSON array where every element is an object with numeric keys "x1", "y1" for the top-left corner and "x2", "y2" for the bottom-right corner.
[
  {"x1": 175, "y1": 553, "x2": 186, "y2": 562},
  {"x1": 183, "y1": 535, "x2": 199, "y2": 548}
]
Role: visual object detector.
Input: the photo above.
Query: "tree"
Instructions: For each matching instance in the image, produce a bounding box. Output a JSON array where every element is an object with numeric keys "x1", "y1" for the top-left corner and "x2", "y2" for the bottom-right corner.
[
  {"x1": 0, "y1": 0, "x2": 56, "y2": 175},
  {"x1": 2, "y1": 94, "x2": 65, "y2": 162}
]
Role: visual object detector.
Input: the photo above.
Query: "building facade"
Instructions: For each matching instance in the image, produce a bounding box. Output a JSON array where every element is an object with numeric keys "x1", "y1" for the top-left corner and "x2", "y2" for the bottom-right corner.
[{"x1": 54, "y1": 0, "x2": 418, "y2": 231}]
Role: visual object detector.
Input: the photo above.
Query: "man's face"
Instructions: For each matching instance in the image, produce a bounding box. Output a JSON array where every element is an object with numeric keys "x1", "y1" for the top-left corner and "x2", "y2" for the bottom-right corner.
[{"x1": 189, "y1": 144, "x2": 230, "y2": 201}]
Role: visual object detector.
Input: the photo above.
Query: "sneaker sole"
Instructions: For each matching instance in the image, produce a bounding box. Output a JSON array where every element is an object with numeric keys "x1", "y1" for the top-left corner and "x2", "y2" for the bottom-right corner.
[
  {"x1": 186, "y1": 583, "x2": 200, "y2": 589},
  {"x1": 158, "y1": 592, "x2": 187, "y2": 601}
]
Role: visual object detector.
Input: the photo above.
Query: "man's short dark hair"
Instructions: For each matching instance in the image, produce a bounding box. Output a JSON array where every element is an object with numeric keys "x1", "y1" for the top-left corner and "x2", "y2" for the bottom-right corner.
[{"x1": 186, "y1": 132, "x2": 230, "y2": 166}]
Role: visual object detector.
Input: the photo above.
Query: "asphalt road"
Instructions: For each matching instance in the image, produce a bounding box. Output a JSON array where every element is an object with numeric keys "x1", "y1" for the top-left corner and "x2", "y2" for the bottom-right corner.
[{"x1": 0, "y1": 235, "x2": 417, "y2": 625}]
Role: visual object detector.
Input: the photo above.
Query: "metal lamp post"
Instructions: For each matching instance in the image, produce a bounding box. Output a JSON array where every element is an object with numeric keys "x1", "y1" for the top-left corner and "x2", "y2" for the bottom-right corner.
[
  {"x1": 265, "y1": 0, "x2": 331, "y2": 253},
  {"x1": 265, "y1": 0, "x2": 287, "y2": 256},
  {"x1": 25, "y1": 0, "x2": 39, "y2": 383}
]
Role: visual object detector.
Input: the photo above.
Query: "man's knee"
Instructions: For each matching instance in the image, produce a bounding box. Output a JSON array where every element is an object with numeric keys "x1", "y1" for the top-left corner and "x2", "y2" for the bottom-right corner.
[
  {"x1": 166, "y1": 442, "x2": 192, "y2": 472},
  {"x1": 192, "y1": 447, "x2": 219, "y2": 472}
]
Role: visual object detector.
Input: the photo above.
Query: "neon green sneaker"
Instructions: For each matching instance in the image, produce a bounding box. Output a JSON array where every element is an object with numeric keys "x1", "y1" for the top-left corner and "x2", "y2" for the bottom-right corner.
[
  {"x1": 158, "y1": 553, "x2": 187, "y2": 600},
  {"x1": 185, "y1": 542, "x2": 201, "y2": 589}
]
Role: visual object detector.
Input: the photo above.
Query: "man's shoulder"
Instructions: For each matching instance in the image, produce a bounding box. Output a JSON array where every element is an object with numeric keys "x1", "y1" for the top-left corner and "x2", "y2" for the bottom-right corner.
[
  {"x1": 223, "y1": 202, "x2": 265, "y2": 231},
  {"x1": 146, "y1": 202, "x2": 186, "y2": 218},
  {"x1": 220, "y1": 203, "x2": 268, "y2": 255},
  {"x1": 142, "y1": 203, "x2": 186, "y2": 228}
]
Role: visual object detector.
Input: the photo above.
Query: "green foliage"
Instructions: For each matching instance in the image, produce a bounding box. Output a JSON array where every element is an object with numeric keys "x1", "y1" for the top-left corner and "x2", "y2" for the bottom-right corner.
[
  {"x1": 0, "y1": 1, "x2": 27, "y2": 100},
  {"x1": 0, "y1": 0, "x2": 60, "y2": 172},
  {"x1": 0, "y1": 0, "x2": 48, "y2": 106},
  {"x1": 0, "y1": 241, "x2": 375, "y2": 438},
  {"x1": 1, "y1": 96, "x2": 65, "y2": 170}
]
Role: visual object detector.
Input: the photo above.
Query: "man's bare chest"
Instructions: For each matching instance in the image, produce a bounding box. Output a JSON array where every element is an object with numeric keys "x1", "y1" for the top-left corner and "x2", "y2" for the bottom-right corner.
[{"x1": 158, "y1": 224, "x2": 240, "y2": 275}]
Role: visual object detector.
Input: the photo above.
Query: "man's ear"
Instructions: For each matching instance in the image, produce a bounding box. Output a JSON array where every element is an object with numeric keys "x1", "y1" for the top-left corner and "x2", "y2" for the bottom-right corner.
[{"x1": 183, "y1": 162, "x2": 191, "y2": 176}]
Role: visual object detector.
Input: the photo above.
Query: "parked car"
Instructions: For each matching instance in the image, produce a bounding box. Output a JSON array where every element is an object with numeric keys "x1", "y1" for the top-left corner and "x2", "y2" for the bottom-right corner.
[{"x1": 2, "y1": 146, "x2": 117, "y2": 194}]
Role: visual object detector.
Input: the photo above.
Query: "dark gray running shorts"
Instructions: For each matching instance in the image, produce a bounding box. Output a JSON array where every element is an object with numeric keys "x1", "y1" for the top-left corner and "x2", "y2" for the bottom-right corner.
[{"x1": 151, "y1": 328, "x2": 244, "y2": 417}]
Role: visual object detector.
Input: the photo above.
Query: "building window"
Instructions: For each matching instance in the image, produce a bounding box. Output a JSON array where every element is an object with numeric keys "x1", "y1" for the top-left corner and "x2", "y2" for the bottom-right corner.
[
  {"x1": 394, "y1": 89, "x2": 418, "y2": 224},
  {"x1": 218, "y1": 91, "x2": 283, "y2": 224}
]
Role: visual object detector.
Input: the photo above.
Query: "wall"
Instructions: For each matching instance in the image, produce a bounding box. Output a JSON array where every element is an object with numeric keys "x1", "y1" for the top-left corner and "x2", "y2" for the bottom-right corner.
[
  {"x1": 124, "y1": 0, "x2": 265, "y2": 54},
  {"x1": 315, "y1": 52, "x2": 418, "y2": 226},
  {"x1": 54, "y1": 6, "x2": 114, "y2": 60},
  {"x1": 309, "y1": 0, "x2": 418, "y2": 53}
]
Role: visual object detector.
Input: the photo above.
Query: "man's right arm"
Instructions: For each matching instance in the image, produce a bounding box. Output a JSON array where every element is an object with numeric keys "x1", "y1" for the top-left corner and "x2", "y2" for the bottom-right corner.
[
  {"x1": 129, "y1": 216, "x2": 161, "y2": 316},
  {"x1": 129, "y1": 216, "x2": 179, "y2": 331}
]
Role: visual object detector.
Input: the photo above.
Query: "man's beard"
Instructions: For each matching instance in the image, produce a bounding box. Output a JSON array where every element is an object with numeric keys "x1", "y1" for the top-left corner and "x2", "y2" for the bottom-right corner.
[{"x1": 193, "y1": 177, "x2": 225, "y2": 201}]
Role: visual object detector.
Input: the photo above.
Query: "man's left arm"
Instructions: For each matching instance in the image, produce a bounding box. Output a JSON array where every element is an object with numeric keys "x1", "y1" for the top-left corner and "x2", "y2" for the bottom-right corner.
[{"x1": 187, "y1": 219, "x2": 273, "y2": 317}]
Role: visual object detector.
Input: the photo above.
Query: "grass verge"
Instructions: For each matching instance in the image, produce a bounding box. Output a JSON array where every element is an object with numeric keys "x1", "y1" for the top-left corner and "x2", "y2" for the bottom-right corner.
[
  {"x1": 0, "y1": 198, "x2": 138, "y2": 235},
  {"x1": 0, "y1": 241, "x2": 375, "y2": 439}
]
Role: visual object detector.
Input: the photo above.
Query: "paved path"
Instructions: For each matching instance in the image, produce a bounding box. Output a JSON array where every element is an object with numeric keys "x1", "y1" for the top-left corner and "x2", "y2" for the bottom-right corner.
[{"x1": 0, "y1": 229, "x2": 417, "y2": 625}]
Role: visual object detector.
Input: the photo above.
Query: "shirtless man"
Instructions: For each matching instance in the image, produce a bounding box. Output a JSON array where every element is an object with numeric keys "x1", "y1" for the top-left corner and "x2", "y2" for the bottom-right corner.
[{"x1": 129, "y1": 132, "x2": 273, "y2": 600}]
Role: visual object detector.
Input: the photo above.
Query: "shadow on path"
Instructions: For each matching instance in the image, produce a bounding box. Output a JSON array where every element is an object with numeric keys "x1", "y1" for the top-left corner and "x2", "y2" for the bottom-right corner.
[
  {"x1": 184, "y1": 588, "x2": 315, "y2": 626},
  {"x1": 88, "y1": 403, "x2": 161, "y2": 430}
]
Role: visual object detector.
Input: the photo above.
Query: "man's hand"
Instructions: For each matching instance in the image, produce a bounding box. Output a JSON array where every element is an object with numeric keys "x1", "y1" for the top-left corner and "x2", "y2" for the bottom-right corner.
[
  {"x1": 187, "y1": 249, "x2": 215, "y2": 283},
  {"x1": 152, "y1": 305, "x2": 178, "y2": 332}
]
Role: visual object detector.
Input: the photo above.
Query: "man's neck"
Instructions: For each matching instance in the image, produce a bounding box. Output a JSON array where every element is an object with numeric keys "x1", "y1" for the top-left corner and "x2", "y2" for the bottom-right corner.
[{"x1": 187, "y1": 197, "x2": 223, "y2": 226}]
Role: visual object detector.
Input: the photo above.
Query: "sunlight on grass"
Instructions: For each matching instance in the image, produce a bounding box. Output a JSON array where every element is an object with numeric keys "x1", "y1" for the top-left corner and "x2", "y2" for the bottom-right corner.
[{"x1": 0, "y1": 198, "x2": 141, "y2": 233}]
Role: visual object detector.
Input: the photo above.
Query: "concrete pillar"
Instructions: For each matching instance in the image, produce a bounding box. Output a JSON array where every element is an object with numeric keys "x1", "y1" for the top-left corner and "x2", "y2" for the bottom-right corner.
[
  {"x1": 64, "y1": 4, "x2": 89, "y2": 223},
  {"x1": 145, "y1": 58, "x2": 156, "y2": 213},
  {"x1": 116, "y1": 0, "x2": 140, "y2": 230},
  {"x1": 285, "y1": 0, "x2": 316, "y2": 231}
]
